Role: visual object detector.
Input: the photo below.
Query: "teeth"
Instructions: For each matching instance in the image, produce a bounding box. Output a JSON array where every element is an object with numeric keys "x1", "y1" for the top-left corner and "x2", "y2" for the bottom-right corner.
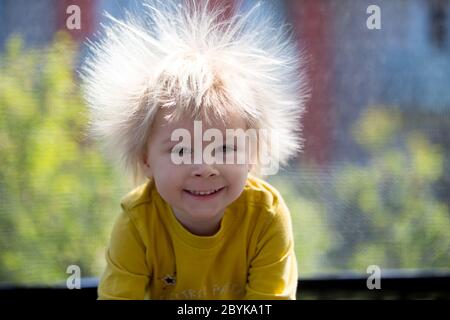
[{"x1": 188, "y1": 188, "x2": 220, "y2": 196}]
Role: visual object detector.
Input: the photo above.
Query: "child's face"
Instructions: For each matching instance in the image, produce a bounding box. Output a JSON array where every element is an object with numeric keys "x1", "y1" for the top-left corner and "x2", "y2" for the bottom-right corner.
[{"x1": 143, "y1": 107, "x2": 250, "y2": 224}]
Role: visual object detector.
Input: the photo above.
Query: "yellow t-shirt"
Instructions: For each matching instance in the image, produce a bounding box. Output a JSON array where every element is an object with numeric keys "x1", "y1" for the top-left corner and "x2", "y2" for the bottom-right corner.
[{"x1": 98, "y1": 175, "x2": 298, "y2": 300}]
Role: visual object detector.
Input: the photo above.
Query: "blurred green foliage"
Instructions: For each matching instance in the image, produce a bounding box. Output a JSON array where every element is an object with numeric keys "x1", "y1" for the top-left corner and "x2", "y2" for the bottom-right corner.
[
  {"x1": 269, "y1": 107, "x2": 450, "y2": 277},
  {"x1": 343, "y1": 107, "x2": 449, "y2": 270},
  {"x1": 0, "y1": 33, "x2": 128, "y2": 285}
]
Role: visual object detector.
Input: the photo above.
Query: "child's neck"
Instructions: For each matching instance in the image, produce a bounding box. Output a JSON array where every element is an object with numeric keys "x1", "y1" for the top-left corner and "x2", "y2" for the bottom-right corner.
[{"x1": 171, "y1": 207, "x2": 225, "y2": 237}]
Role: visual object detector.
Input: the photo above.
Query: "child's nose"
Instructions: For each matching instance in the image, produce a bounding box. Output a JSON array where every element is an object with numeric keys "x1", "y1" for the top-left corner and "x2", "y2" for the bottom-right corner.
[{"x1": 191, "y1": 164, "x2": 219, "y2": 178}]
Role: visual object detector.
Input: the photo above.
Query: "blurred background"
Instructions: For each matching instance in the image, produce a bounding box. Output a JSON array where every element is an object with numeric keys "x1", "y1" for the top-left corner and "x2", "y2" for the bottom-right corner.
[{"x1": 0, "y1": 0, "x2": 449, "y2": 299}]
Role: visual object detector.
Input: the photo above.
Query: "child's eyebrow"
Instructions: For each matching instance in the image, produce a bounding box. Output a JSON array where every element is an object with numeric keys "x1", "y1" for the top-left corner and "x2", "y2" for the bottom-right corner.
[
  {"x1": 163, "y1": 137, "x2": 183, "y2": 145},
  {"x1": 163, "y1": 137, "x2": 175, "y2": 145}
]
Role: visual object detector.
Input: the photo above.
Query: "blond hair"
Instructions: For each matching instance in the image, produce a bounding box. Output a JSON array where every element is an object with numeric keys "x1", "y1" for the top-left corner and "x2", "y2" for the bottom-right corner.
[{"x1": 81, "y1": 0, "x2": 308, "y2": 186}]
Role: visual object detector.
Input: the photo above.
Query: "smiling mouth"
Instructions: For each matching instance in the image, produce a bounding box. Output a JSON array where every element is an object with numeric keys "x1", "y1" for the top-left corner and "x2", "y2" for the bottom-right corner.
[{"x1": 183, "y1": 187, "x2": 225, "y2": 196}]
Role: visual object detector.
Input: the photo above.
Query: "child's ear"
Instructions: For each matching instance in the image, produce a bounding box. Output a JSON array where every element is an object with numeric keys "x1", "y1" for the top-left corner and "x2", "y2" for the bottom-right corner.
[{"x1": 142, "y1": 153, "x2": 152, "y2": 175}]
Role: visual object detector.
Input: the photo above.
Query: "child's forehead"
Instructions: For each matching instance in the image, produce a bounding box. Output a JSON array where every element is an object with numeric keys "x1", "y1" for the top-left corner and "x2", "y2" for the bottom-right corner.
[{"x1": 152, "y1": 106, "x2": 247, "y2": 133}]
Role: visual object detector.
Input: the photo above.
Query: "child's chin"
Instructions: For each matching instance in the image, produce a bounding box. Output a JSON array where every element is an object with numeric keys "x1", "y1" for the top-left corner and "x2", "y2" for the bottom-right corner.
[
  {"x1": 186, "y1": 206, "x2": 225, "y2": 219},
  {"x1": 188, "y1": 207, "x2": 221, "y2": 217}
]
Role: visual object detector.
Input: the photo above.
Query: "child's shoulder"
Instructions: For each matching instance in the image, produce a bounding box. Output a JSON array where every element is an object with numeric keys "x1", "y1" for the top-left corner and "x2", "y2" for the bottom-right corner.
[
  {"x1": 119, "y1": 179, "x2": 154, "y2": 211},
  {"x1": 239, "y1": 175, "x2": 285, "y2": 212},
  {"x1": 234, "y1": 175, "x2": 291, "y2": 232}
]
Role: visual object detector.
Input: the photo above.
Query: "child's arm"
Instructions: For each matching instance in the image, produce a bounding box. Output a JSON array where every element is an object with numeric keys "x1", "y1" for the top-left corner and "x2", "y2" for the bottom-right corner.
[
  {"x1": 98, "y1": 208, "x2": 151, "y2": 300},
  {"x1": 244, "y1": 199, "x2": 298, "y2": 300}
]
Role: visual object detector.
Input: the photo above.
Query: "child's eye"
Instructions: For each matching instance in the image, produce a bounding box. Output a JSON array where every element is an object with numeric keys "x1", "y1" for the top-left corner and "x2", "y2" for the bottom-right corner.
[
  {"x1": 223, "y1": 146, "x2": 236, "y2": 151},
  {"x1": 219, "y1": 145, "x2": 236, "y2": 153},
  {"x1": 171, "y1": 147, "x2": 191, "y2": 156}
]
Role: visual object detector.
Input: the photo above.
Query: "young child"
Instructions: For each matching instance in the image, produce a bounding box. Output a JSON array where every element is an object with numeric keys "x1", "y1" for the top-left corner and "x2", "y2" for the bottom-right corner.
[{"x1": 82, "y1": 0, "x2": 307, "y2": 300}]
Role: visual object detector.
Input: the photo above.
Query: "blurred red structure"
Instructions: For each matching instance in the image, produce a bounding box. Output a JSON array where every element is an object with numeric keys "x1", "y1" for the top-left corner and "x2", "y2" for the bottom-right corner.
[
  {"x1": 56, "y1": 0, "x2": 98, "y2": 42},
  {"x1": 287, "y1": 0, "x2": 333, "y2": 166}
]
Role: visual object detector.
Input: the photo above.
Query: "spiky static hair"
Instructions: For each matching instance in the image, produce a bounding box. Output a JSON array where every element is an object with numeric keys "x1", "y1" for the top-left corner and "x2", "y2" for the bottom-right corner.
[{"x1": 81, "y1": 0, "x2": 308, "y2": 186}]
